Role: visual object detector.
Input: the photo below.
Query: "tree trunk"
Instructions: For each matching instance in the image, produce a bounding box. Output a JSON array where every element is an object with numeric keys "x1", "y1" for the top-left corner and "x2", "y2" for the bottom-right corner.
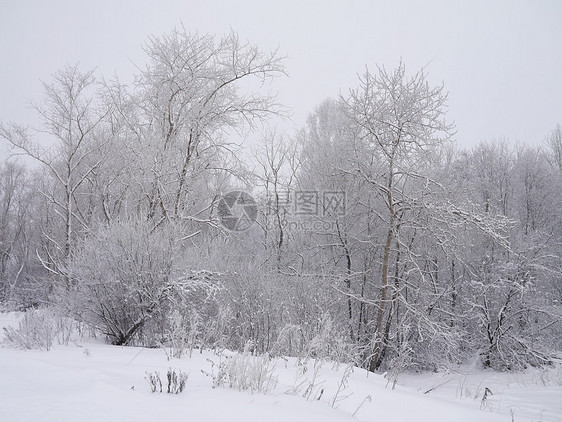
[{"x1": 370, "y1": 169, "x2": 395, "y2": 371}]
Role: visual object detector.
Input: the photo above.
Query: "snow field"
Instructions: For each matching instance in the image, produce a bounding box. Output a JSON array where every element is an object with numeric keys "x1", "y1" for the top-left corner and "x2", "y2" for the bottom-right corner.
[{"x1": 0, "y1": 312, "x2": 560, "y2": 422}]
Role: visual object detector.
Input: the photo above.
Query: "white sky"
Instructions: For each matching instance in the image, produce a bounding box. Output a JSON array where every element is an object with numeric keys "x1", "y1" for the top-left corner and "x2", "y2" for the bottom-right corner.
[{"x1": 1, "y1": 0, "x2": 561, "y2": 161}]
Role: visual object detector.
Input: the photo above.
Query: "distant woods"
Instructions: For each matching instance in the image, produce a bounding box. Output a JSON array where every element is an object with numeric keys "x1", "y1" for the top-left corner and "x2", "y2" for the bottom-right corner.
[{"x1": 0, "y1": 28, "x2": 560, "y2": 371}]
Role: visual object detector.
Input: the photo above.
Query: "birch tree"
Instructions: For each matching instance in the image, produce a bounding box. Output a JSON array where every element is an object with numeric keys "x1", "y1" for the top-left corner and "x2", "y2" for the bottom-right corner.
[
  {"x1": 343, "y1": 63, "x2": 455, "y2": 370},
  {"x1": 0, "y1": 65, "x2": 108, "y2": 278}
]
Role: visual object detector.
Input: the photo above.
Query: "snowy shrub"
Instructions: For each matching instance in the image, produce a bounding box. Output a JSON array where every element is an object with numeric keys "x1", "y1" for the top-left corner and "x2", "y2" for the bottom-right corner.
[
  {"x1": 165, "y1": 275, "x2": 223, "y2": 356},
  {"x1": 1, "y1": 307, "x2": 79, "y2": 350},
  {"x1": 166, "y1": 368, "x2": 188, "y2": 394},
  {"x1": 145, "y1": 371, "x2": 163, "y2": 393},
  {"x1": 289, "y1": 358, "x2": 325, "y2": 401},
  {"x1": 64, "y1": 220, "x2": 177, "y2": 346},
  {"x1": 53, "y1": 314, "x2": 77, "y2": 346},
  {"x1": 166, "y1": 310, "x2": 190, "y2": 359},
  {"x1": 204, "y1": 342, "x2": 277, "y2": 394},
  {"x1": 2, "y1": 308, "x2": 55, "y2": 350},
  {"x1": 64, "y1": 220, "x2": 219, "y2": 346},
  {"x1": 164, "y1": 309, "x2": 205, "y2": 359},
  {"x1": 219, "y1": 270, "x2": 284, "y2": 353},
  {"x1": 270, "y1": 324, "x2": 306, "y2": 358},
  {"x1": 468, "y1": 257, "x2": 560, "y2": 370},
  {"x1": 305, "y1": 314, "x2": 358, "y2": 364},
  {"x1": 221, "y1": 265, "x2": 358, "y2": 364},
  {"x1": 145, "y1": 368, "x2": 188, "y2": 394},
  {"x1": 331, "y1": 365, "x2": 353, "y2": 407},
  {"x1": 273, "y1": 314, "x2": 358, "y2": 365},
  {"x1": 199, "y1": 306, "x2": 233, "y2": 352}
]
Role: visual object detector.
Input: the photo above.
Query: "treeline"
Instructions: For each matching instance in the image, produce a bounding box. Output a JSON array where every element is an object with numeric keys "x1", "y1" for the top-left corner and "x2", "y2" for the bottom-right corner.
[{"x1": 0, "y1": 28, "x2": 560, "y2": 372}]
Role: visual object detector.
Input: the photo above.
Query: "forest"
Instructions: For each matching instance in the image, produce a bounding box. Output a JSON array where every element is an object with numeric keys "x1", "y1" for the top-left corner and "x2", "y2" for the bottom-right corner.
[{"x1": 1, "y1": 28, "x2": 560, "y2": 374}]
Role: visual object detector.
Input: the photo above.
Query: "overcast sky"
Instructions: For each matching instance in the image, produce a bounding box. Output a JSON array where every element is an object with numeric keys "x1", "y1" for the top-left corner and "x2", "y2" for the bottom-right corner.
[{"x1": 1, "y1": 0, "x2": 561, "y2": 161}]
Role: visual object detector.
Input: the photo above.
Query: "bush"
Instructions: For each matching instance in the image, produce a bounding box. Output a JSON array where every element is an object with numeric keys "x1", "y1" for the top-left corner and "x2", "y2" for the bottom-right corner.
[
  {"x1": 167, "y1": 368, "x2": 188, "y2": 394},
  {"x1": 2, "y1": 309, "x2": 55, "y2": 350},
  {"x1": 145, "y1": 368, "x2": 188, "y2": 394},
  {"x1": 65, "y1": 220, "x2": 219, "y2": 347},
  {"x1": 2, "y1": 308, "x2": 78, "y2": 350},
  {"x1": 145, "y1": 371, "x2": 163, "y2": 393},
  {"x1": 204, "y1": 342, "x2": 277, "y2": 394}
]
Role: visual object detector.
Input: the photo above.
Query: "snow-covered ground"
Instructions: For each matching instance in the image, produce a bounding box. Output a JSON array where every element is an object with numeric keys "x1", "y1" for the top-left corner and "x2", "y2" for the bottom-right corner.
[{"x1": 1, "y1": 312, "x2": 560, "y2": 422}]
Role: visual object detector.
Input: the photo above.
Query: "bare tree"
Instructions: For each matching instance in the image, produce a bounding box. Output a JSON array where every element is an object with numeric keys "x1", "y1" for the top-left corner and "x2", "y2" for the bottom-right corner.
[
  {"x1": 545, "y1": 123, "x2": 562, "y2": 172},
  {"x1": 0, "y1": 65, "x2": 108, "y2": 278},
  {"x1": 254, "y1": 132, "x2": 299, "y2": 267},
  {"x1": 0, "y1": 161, "x2": 29, "y2": 302},
  {"x1": 343, "y1": 62, "x2": 455, "y2": 371},
  {"x1": 104, "y1": 28, "x2": 286, "y2": 229}
]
